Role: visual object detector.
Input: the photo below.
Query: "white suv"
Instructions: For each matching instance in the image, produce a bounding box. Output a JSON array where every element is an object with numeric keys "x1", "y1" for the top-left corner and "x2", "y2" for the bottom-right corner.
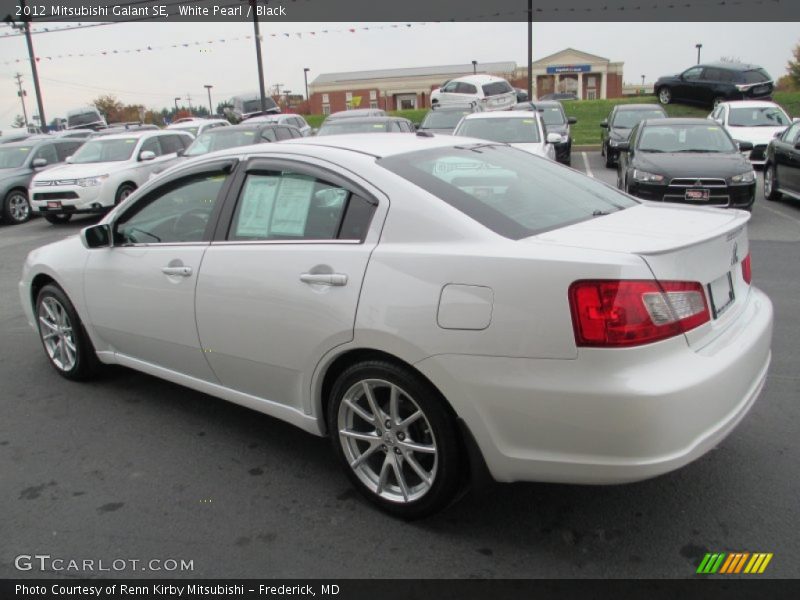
[
  {"x1": 430, "y1": 75, "x2": 517, "y2": 112},
  {"x1": 166, "y1": 118, "x2": 230, "y2": 138},
  {"x1": 30, "y1": 130, "x2": 193, "y2": 224}
]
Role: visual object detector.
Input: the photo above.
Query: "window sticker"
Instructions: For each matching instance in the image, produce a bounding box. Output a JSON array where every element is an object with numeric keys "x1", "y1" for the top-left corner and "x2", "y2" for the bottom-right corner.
[
  {"x1": 235, "y1": 175, "x2": 279, "y2": 237},
  {"x1": 270, "y1": 174, "x2": 315, "y2": 236}
]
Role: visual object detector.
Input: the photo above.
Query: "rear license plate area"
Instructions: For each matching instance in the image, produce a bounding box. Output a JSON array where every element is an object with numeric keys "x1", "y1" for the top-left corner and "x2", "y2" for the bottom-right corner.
[
  {"x1": 46, "y1": 201, "x2": 62, "y2": 209},
  {"x1": 707, "y1": 272, "x2": 735, "y2": 318},
  {"x1": 685, "y1": 188, "x2": 710, "y2": 201},
  {"x1": 752, "y1": 85, "x2": 769, "y2": 95}
]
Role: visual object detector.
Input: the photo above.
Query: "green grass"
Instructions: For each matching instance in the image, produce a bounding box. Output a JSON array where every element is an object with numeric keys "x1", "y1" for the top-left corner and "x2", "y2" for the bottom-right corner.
[{"x1": 302, "y1": 92, "x2": 800, "y2": 144}]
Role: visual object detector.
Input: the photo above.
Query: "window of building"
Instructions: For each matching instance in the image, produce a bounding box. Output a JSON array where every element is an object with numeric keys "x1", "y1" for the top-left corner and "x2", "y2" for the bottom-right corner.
[
  {"x1": 345, "y1": 92, "x2": 353, "y2": 101},
  {"x1": 322, "y1": 94, "x2": 329, "y2": 103},
  {"x1": 587, "y1": 90, "x2": 597, "y2": 100},
  {"x1": 370, "y1": 90, "x2": 377, "y2": 100},
  {"x1": 587, "y1": 76, "x2": 597, "y2": 87}
]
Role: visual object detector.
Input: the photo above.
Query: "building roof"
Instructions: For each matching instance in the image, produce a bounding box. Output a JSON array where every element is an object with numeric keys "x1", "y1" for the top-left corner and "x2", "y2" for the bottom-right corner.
[
  {"x1": 311, "y1": 62, "x2": 517, "y2": 86},
  {"x1": 532, "y1": 48, "x2": 610, "y2": 66}
]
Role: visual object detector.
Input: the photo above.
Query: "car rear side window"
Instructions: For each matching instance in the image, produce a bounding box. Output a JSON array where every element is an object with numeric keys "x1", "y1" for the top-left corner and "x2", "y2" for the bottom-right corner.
[
  {"x1": 456, "y1": 83, "x2": 478, "y2": 95},
  {"x1": 55, "y1": 141, "x2": 83, "y2": 161},
  {"x1": 228, "y1": 172, "x2": 375, "y2": 241},
  {"x1": 741, "y1": 69, "x2": 771, "y2": 84},
  {"x1": 378, "y1": 145, "x2": 637, "y2": 240},
  {"x1": 160, "y1": 135, "x2": 187, "y2": 154},
  {"x1": 482, "y1": 81, "x2": 513, "y2": 96}
]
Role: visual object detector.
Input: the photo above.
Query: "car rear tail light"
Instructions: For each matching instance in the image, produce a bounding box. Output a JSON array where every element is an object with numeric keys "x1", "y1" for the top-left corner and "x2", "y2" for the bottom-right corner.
[
  {"x1": 569, "y1": 280, "x2": 710, "y2": 347},
  {"x1": 741, "y1": 253, "x2": 752, "y2": 284}
]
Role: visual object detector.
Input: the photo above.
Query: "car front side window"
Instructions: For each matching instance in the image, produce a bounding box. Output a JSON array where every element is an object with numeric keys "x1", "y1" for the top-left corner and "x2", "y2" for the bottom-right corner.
[{"x1": 115, "y1": 172, "x2": 228, "y2": 245}]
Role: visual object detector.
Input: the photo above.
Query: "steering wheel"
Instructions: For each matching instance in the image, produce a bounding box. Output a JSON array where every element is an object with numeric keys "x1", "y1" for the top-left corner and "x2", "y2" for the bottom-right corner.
[{"x1": 171, "y1": 207, "x2": 210, "y2": 240}]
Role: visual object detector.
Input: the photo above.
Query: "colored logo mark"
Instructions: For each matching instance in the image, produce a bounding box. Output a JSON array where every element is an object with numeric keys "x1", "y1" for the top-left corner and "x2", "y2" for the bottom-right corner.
[{"x1": 696, "y1": 552, "x2": 773, "y2": 574}]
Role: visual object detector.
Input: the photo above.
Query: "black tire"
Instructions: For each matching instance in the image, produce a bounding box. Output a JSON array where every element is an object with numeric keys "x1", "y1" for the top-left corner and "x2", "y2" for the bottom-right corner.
[
  {"x1": 764, "y1": 163, "x2": 782, "y2": 201},
  {"x1": 605, "y1": 144, "x2": 615, "y2": 168},
  {"x1": 3, "y1": 189, "x2": 31, "y2": 224},
  {"x1": 115, "y1": 183, "x2": 136, "y2": 205},
  {"x1": 35, "y1": 284, "x2": 100, "y2": 381},
  {"x1": 328, "y1": 360, "x2": 463, "y2": 519},
  {"x1": 657, "y1": 86, "x2": 671, "y2": 105},
  {"x1": 45, "y1": 214, "x2": 73, "y2": 224}
]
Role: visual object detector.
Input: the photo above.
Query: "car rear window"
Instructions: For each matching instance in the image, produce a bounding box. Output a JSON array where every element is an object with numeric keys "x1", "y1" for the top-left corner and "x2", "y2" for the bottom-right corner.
[
  {"x1": 317, "y1": 121, "x2": 389, "y2": 135},
  {"x1": 612, "y1": 109, "x2": 667, "y2": 129},
  {"x1": 421, "y1": 110, "x2": 472, "y2": 129},
  {"x1": 482, "y1": 81, "x2": 514, "y2": 96},
  {"x1": 539, "y1": 107, "x2": 566, "y2": 126},
  {"x1": 378, "y1": 145, "x2": 636, "y2": 240},
  {"x1": 741, "y1": 69, "x2": 771, "y2": 84},
  {"x1": 456, "y1": 117, "x2": 541, "y2": 143}
]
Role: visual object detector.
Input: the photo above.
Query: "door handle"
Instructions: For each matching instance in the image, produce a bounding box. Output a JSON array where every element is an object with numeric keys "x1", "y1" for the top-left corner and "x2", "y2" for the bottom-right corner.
[
  {"x1": 300, "y1": 273, "x2": 348, "y2": 286},
  {"x1": 161, "y1": 266, "x2": 192, "y2": 277}
]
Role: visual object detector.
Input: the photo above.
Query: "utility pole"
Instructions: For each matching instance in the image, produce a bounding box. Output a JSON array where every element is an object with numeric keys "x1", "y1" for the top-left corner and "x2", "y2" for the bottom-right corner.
[
  {"x1": 249, "y1": 0, "x2": 268, "y2": 113},
  {"x1": 13, "y1": 0, "x2": 47, "y2": 132},
  {"x1": 527, "y1": 0, "x2": 533, "y2": 101},
  {"x1": 174, "y1": 97, "x2": 180, "y2": 113},
  {"x1": 303, "y1": 68, "x2": 310, "y2": 101},
  {"x1": 204, "y1": 84, "x2": 213, "y2": 114},
  {"x1": 14, "y1": 73, "x2": 29, "y2": 127},
  {"x1": 273, "y1": 83, "x2": 283, "y2": 98},
  {"x1": 186, "y1": 93, "x2": 193, "y2": 115},
  {"x1": 696, "y1": 43, "x2": 703, "y2": 65}
]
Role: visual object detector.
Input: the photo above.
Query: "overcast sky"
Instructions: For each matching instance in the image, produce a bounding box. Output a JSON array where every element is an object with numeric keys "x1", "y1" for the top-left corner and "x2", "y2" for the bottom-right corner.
[{"x1": 1, "y1": 21, "x2": 798, "y2": 125}]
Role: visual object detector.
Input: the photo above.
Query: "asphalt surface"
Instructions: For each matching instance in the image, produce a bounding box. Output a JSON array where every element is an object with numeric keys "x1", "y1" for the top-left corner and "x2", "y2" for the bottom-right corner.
[{"x1": 1, "y1": 153, "x2": 799, "y2": 579}]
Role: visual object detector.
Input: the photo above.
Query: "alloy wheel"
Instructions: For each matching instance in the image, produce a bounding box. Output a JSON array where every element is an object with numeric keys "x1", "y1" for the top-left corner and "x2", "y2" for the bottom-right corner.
[
  {"x1": 764, "y1": 167, "x2": 773, "y2": 196},
  {"x1": 7, "y1": 192, "x2": 31, "y2": 223},
  {"x1": 337, "y1": 378, "x2": 437, "y2": 504},
  {"x1": 38, "y1": 296, "x2": 77, "y2": 372},
  {"x1": 658, "y1": 88, "x2": 671, "y2": 104}
]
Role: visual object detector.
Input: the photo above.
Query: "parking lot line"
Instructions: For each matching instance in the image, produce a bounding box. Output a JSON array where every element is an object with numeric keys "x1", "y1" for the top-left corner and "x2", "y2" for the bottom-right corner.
[
  {"x1": 759, "y1": 201, "x2": 800, "y2": 227},
  {"x1": 581, "y1": 152, "x2": 594, "y2": 178}
]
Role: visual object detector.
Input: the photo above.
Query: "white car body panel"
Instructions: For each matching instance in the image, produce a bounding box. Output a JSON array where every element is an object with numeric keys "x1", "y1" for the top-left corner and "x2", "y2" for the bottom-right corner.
[
  {"x1": 453, "y1": 111, "x2": 556, "y2": 160},
  {"x1": 19, "y1": 135, "x2": 773, "y2": 486},
  {"x1": 431, "y1": 74, "x2": 517, "y2": 112},
  {"x1": 711, "y1": 101, "x2": 792, "y2": 165}
]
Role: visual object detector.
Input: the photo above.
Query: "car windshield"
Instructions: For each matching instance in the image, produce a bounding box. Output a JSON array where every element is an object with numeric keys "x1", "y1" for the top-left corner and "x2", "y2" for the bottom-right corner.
[
  {"x1": 421, "y1": 110, "x2": 472, "y2": 129},
  {"x1": 638, "y1": 124, "x2": 737, "y2": 153},
  {"x1": 741, "y1": 69, "x2": 771, "y2": 84},
  {"x1": 457, "y1": 117, "x2": 541, "y2": 143},
  {"x1": 612, "y1": 109, "x2": 666, "y2": 129},
  {"x1": 317, "y1": 121, "x2": 389, "y2": 135},
  {"x1": 0, "y1": 145, "x2": 32, "y2": 168},
  {"x1": 728, "y1": 106, "x2": 790, "y2": 127},
  {"x1": 68, "y1": 111, "x2": 103, "y2": 127},
  {"x1": 172, "y1": 125, "x2": 200, "y2": 136},
  {"x1": 242, "y1": 97, "x2": 277, "y2": 113},
  {"x1": 70, "y1": 138, "x2": 138, "y2": 163},
  {"x1": 539, "y1": 107, "x2": 566, "y2": 126},
  {"x1": 378, "y1": 145, "x2": 637, "y2": 240},
  {"x1": 185, "y1": 128, "x2": 262, "y2": 156},
  {"x1": 482, "y1": 81, "x2": 514, "y2": 96}
]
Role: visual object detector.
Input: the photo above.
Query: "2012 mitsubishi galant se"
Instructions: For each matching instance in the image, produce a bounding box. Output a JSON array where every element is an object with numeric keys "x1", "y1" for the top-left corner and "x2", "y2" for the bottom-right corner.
[{"x1": 19, "y1": 134, "x2": 773, "y2": 519}]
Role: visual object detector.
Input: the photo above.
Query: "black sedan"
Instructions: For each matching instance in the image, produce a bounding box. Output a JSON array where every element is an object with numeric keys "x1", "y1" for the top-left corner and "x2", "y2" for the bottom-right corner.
[
  {"x1": 601, "y1": 104, "x2": 667, "y2": 168},
  {"x1": 764, "y1": 120, "x2": 800, "y2": 202},
  {"x1": 616, "y1": 118, "x2": 756, "y2": 210},
  {"x1": 513, "y1": 101, "x2": 576, "y2": 165},
  {"x1": 418, "y1": 104, "x2": 481, "y2": 135}
]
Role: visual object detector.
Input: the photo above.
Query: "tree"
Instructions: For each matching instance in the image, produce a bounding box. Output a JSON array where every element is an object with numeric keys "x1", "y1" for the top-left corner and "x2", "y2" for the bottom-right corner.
[
  {"x1": 788, "y1": 42, "x2": 800, "y2": 88},
  {"x1": 12, "y1": 114, "x2": 25, "y2": 128},
  {"x1": 776, "y1": 74, "x2": 799, "y2": 92},
  {"x1": 93, "y1": 94, "x2": 123, "y2": 122}
]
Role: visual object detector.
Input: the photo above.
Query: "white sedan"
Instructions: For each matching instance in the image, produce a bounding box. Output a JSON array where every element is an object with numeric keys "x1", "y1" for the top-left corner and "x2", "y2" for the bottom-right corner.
[
  {"x1": 709, "y1": 100, "x2": 795, "y2": 165},
  {"x1": 453, "y1": 111, "x2": 560, "y2": 160},
  {"x1": 19, "y1": 134, "x2": 773, "y2": 518}
]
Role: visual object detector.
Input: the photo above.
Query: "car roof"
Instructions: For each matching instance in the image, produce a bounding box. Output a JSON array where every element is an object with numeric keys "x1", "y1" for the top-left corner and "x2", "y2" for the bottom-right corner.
[
  {"x1": 701, "y1": 62, "x2": 764, "y2": 71},
  {"x1": 90, "y1": 130, "x2": 176, "y2": 141},
  {"x1": 446, "y1": 74, "x2": 508, "y2": 84},
  {"x1": 641, "y1": 118, "x2": 721, "y2": 126},
  {"x1": 615, "y1": 104, "x2": 666, "y2": 111},
  {"x1": 0, "y1": 139, "x2": 39, "y2": 148},
  {"x1": 719, "y1": 100, "x2": 782, "y2": 109},
  {"x1": 462, "y1": 111, "x2": 540, "y2": 120}
]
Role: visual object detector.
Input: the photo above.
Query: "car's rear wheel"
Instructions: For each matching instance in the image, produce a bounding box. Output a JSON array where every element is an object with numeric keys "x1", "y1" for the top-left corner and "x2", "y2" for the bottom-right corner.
[
  {"x1": 36, "y1": 284, "x2": 99, "y2": 380},
  {"x1": 44, "y1": 214, "x2": 73, "y2": 224},
  {"x1": 3, "y1": 189, "x2": 31, "y2": 224},
  {"x1": 328, "y1": 360, "x2": 462, "y2": 519},
  {"x1": 658, "y1": 87, "x2": 672, "y2": 105},
  {"x1": 764, "y1": 163, "x2": 782, "y2": 201}
]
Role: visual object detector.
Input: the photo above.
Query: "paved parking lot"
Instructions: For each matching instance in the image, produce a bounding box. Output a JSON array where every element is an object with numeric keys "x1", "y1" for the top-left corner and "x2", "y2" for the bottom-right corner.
[{"x1": 1, "y1": 153, "x2": 799, "y2": 578}]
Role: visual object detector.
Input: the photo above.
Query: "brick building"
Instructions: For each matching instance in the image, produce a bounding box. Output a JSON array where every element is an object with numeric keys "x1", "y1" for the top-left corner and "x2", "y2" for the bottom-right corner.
[
  {"x1": 307, "y1": 62, "x2": 518, "y2": 114},
  {"x1": 516, "y1": 48, "x2": 624, "y2": 100}
]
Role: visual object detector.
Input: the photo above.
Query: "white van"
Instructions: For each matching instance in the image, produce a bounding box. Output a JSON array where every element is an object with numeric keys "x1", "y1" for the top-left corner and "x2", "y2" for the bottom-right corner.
[{"x1": 66, "y1": 106, "x2": 107, "y2": 131}]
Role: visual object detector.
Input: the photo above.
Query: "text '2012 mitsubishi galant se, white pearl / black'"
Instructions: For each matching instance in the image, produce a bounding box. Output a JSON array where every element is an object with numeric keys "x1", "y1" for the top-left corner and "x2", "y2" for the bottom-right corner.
[{"x1": 19, "y1": 133, "x2": 773, "y2": 518}]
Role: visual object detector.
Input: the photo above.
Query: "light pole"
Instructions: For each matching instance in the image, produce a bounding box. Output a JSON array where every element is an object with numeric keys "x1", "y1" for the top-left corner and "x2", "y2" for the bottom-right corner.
[
  {"x1": 696, "y1": 43, "x2": 703, "y2": 65},
  {"x1": 472, "y1": 60, "x2": 477, "y2": 74},
  {"x1": 204, "y1": 85, "x2": 213, "y2": 115},
  {"x1": 249, "y1": 0, "x2": 268, "y2": 113},
  {"x1": 527, "y1": 0, "x2": 532, "y2": 102},
  {"x1": 284, "y1": 90, "x2": 292, "y2": 111},
  {"x1": 303, "y1": 68, "x2": 310, "y2": 101},
  {"x1": 174, "y1": 97, "x2": 180, "y2": 114}
]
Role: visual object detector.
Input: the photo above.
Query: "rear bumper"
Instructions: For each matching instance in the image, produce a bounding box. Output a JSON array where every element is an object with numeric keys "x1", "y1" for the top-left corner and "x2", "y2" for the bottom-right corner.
[{"x1": 415, "y1": 287, "x2": 772, "y2": 484}]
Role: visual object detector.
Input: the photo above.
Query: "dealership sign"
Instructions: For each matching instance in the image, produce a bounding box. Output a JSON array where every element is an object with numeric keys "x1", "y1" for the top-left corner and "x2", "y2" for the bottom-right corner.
[{"x1": 547, "y1": 65, "x2": 592, "y2": 74}]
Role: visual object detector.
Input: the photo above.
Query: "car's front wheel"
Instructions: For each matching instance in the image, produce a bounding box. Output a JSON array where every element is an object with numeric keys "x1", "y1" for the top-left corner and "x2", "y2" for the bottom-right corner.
[
  {"x1": 3, "y1": 189, "x2": 31, "y2": 224},
  {"x1": 328, "y1": 360, "x2": 463, "y2": 519},
  {"x1": 115, "y1": 183, "x2": 136, "y2": 205},
  {"x1": 764, "y1": 163, "x2": 782, "y2": 201},
  {"x1": 44, "y1": 214, "x2": 73, "y2": 224},
  {"x1": 36, "y1": 284, "x2": 99, "y2": 380},
  {"x1": 658, "y1": 87, "x2": 672, "y2": 105}
]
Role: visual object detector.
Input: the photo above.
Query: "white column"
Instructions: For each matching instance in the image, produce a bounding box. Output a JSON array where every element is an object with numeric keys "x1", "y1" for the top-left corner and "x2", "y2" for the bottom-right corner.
[
  {"x1": 577, "y1": 73, "x2": 584, "y2": 100},
  {"x1": 555, "y1": 74, "x2": 560, "y2": 93},
  {"x1": 601, "y1": 70, "x2": 608, "y2": 99}
]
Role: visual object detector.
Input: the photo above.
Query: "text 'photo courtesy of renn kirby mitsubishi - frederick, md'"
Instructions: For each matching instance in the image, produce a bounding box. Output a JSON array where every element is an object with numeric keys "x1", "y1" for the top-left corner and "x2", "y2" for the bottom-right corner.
[{"x1": 1, "y1": 0, "x2": 800, "y2": 597}]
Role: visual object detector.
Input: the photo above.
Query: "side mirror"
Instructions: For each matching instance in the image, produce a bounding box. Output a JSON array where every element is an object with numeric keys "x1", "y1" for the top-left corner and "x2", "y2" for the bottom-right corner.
[
  {"x1": 737, "y1": 141, "x2": 754, "y2": 151},
  {"x1": 65, "y1": 156, "x2": 73, "y2": 164},
  {"x1": 546, "y1": 132, "x2": 564, "y2": 144},
  {"x1": 32, "y1": 157, "x2": 48, "y2": 168},
  {"x1": 617, "y1": 141, "x2": 630, "y2": 152},
  {"x1": 567, "y1": 117, "x2": 577, "y2": 125},
  {"x1": 81, "y1": 223, "x2": 112, "y2": 249},
  {"x1": 139, "y1": 150, "x2": 156, "y2": 161},
  {"x1": 600, "y1": 120, "x2": 609, "y2": 129}
]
